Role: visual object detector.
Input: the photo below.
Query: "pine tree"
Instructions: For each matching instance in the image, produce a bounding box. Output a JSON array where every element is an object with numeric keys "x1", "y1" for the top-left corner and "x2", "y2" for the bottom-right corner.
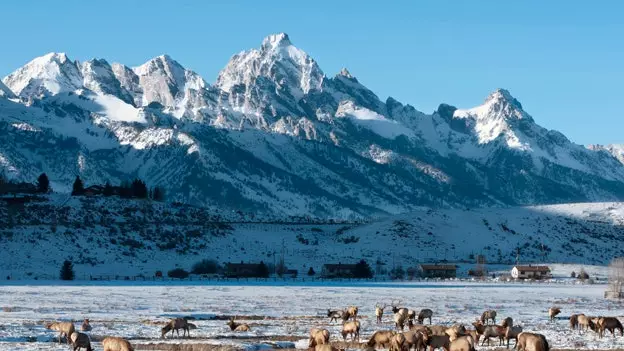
[
  {"x1": 60, "y1": 260, "x2": 75, "y2": 280},
  {"x1": 131, "y1": 179, "x2": 148, "y2": 198},
  {"x1": 354, "y1": 259, "x2": 373, "y2": 278},
  {"x1": 36, "y1": 173, "x2": 50, "y2": 193},
  {"x1": 71, "y1": 176, "x2": 84, "y2": 196},
  {"x1": 307, "y1": 267, "x2": 316, "y2": 276},
  {"x1": 152, "y1": 186, "x2": 165, "y2": 201},
  {"x1": 256, "y1": 261, "x2": 270, "y2": 278},
  {"x1": 103, "y1": 181, "x2": 114, "y2": 197}
]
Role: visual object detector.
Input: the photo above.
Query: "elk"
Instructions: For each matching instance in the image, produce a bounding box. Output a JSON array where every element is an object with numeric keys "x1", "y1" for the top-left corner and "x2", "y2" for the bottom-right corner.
[
  {"x1": 445, "y1": 324, "x2": 467, "y2": 342},
  {"x1": 309, "y1": 328, "x2": 331, "y2": 348},
  {"x1": 501, "y1": 317, "x2": 513, "y2": 328},
  {"x1": 577, "y1": 314, "x2": 592, "y2": 332},
  {"x1": 341, "y1": 320, "x2": 360, "y2": 342},
  {"x1": 345, "y1": 306, "x2": 359, "y2": 321},
  {"x1": 421, "y1": 329, "x2": 450, "y2": 351},
  {"x1": 161, "y1": 318, "x2": 190, "y2": 338},
  {"x1": 472, "y1": 320, "x2": 504, "y2": 346},
  {"x1": 395, "y1": 310, "x2": 409, "y2": 331},
  {"x1": 70, "y1": 332, "x2": 93, "y2": 351},
  {"x1": 449, "y1": 336, "x2": 475, "y2": 351},
  {"x1": 516, "y1": 332, "x2": 549, "y2": 351},
  {"x1": 408, "y1": 309, "x2": 417, "y2": 322},
  {"x1": 315, "y1": 345, "x2": 341, "y2": 351},
  {"x1": 328, "y1": 309, "x2": 343, "y2": 323},
  {"x1": 597, "y1": 317, "x2": 624, "y2": 338},
  {"x1": 376, "y1": 303, "x2": 388, "y2": 324},
  {"x1": 45, "y1": 321, "x2": 76, "y2": 344},
  {"x1": 504, "y1": 326, "x2": 523, "y2": 348},
  {"x1": 102, "y1": 336, "x2": 134, "y2": 351},
  {"x1": 480, "y1": 310, "x2": 497, "y2": 325},
  {"x1": 418, "y1": 309, "x2": 433, "y2": 325},
  {"x1": 81, "y1": 318, "x2": 92, "y2": 332},
  {"x1": 227, "y1": 317, "x2": 251, "y2": 332},
  {"x1": 390, "y1": 332, "x2": 407, "y2": 351},
  {"x1": 367, "y1": 330, "x2": 396, "y2": 348},
  {"x1": 392, "y1": 300, "x2": 409, "y2": 316},
  {"x1": 548, "y1": 307, "x2": 561, "y2": 322},
  {"x1": 403, "y1": 330, "x2": 427, "y2": 351},
  {"x1": 569, "y1": 314, "x2": 579, "y2": 330}
]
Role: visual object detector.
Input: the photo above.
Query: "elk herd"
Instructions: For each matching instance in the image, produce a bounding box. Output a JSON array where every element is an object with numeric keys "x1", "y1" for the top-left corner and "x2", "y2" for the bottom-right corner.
[{"x1": 40, "y1": 302, "x2": 624, "y2": 351}]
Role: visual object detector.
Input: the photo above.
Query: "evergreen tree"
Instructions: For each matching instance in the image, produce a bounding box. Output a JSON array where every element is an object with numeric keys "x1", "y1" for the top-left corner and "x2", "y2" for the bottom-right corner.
[
  {"x1": 354, "y1": 259, "x2": 373, "y2": 279},
  {"x1": 36, "y1": 173, "x2": 50, "y2": 193},
  {"x1": 152, "y1": 186, "x2": 165, "y2": 201},
  {"x1": 119, "y1": 181, "x2": 132, "y2": 198},
  {"x1": 307, "y1": 267, "x2": 316, "y2": 276},
  {"x1": 60, "y1": 260, "x2": 75, "y2": 280},
  {"x1": 131, "y1": 179, "x2": 148, "y2": 198},
  {"x1": 71, "y1": 176, "x2": 84, "y2": 196},
  {"x1": 103, "y1": 181, "x2": 114, "y2": 197},
  {"x1": 256, "y1": 261, "x2": 270, "y2": 278}
]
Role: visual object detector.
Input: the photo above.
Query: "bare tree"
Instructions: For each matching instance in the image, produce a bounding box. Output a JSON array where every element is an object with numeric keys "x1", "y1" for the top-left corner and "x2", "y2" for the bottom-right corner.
[{"x1": 605, "y1": 257, "x2": 624, "y2": 299}]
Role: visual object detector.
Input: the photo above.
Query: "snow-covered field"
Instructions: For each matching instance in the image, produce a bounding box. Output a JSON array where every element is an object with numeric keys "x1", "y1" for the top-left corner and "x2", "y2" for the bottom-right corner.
[{"x1": 0, "y1": 282, "x2": 623, "y2": 350}]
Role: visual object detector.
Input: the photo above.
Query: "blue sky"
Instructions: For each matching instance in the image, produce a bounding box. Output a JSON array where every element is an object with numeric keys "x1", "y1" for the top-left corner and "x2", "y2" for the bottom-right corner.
[{"x1": 2, "y1": 1, "x2": 623, "y2": 145}]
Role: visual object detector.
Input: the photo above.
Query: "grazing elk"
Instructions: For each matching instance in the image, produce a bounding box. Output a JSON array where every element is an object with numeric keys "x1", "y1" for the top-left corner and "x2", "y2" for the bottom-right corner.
[
  {"x1": 403, "y1": 330, "x2": 427, "y2": 351},
  {"x1": 309, "y1": 328, "x2": 331, "y2": 348},
  {"x1": 516, "y1": 332, "x2": 549, "y2": 351},
  {"x1": 421, "y1": 329, "x2": 451, "y2": 351},
  {"x1": 548, "y1": 307, "x2": 561, "y2": 322},
  {"x1": 480, "y1": 310, "x2": 497, "y2": 325},
  {"x1": 341, "y1": 320, "x2": 360, "y2": 342},
  {"x1": 102, "y1": 337, "x2": 134, "y2": 351},
  {"x1": 81, "y1": 319, "x2": 92, "y2": 332},
  {"x1": 161, "y1": 318, "x2": 190, "y2": 338},
  {"x1": 227, "y1": 317, "x2": 251, "y2": 332},
  {"x1": 45, "y1": 321, "x2": 76, "y2": 344},
  {"x1": 597, "y1": 317, "x2": 624, "y2": 338},
  {"x1": 390, "y1": 332, "x2": 407, "y2": 351},
  {"x1": 367, "y1": 330, "x2": 396, "y2": 349},
  {"x1": 328, "y1": 309, "x2": 343, "y2": 323},
  {"x1": 375, "y1": 303, "x2": 388, "y2": 324},
  {"x1": 70, "y1": 331, "x2": 93, "y2": 351},
  {"x1": 418, "y1": 309, "x2": 433, "y2": 325},
  {"x1": 473, "y1": 320, "x2": 504, "y2": 346}
]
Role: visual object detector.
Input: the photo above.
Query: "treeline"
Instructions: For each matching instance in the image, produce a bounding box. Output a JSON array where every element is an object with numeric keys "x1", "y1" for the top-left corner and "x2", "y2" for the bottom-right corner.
[
  {"x1": 0, "y1": 170, "x2": 165, "y2": 201},
  {"x1": 71, "y1": 176, "x2": 165, "y2": 201}
]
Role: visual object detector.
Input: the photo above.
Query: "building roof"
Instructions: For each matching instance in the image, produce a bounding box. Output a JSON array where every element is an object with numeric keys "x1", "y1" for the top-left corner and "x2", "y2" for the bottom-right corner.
[
  {"x1": 419, "y1": 264, "x2": 457, "y2": 270},
  {"x1": 513, "y1": 265, "x2": 550, "y2": 272}
]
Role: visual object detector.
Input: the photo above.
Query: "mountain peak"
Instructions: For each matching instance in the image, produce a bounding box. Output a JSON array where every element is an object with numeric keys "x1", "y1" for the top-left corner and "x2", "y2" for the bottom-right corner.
[
  {"x1": 485, "y1": 88, "x2": 523, "y2": 110},
  {"x1": 37, "y1": 52, "x2": 70, "y2": 64},
  {"x1": 338, "y1": 68, "x2": 354, "y2": 79},
  {"x1": 261, "y1": 33, "x2": 292, "y2": 51}
]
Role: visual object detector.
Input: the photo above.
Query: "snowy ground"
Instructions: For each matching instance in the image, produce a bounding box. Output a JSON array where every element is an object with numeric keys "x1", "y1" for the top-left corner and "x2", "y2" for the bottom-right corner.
[{"x1": 0, "y1": 282, "x2": 623, "y2": 350}]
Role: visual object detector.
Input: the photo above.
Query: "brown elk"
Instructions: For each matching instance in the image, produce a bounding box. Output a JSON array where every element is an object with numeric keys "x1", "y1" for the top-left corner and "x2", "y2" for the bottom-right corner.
[
  {"x1": 45, "y1": 321, "x2": 75, "y2": 344},
  {"x1": 501, "y1": 317, "x2": 513, "y2": 328},
  {"x1": 392, "y1": 300, "x2": 409, "y2": 316},
  {"x1": 418, "y1": 309, "x2": 433, "y2": 325},
  {"x1": 569, "y1": 314, "x2": 579, "y2": 330},
  {"x1": 395, "y1": 311, "x2": 409, "y2": 331},
  {"x1": 403, "y1": 330, "x2": 427, "y2": 351},
  {"x1": 81, "y1": 319, "x2": 92, "y2": 332},
  {"x1": 345, "y1": 306, "x2": 359, "y2": 321},
  {"x1": 341, "y1": 320, "x2": 360, "y2": 342},
  {"x1": 375, "y1": 303, "x2": 388, "y2": 324},
  {"x1": 227, "y1": 317, "x2": 251, "y2": 332},
  {"x1": 449, "y1": 336, "x2": 475, "y2": 351},
  {"x1": 597, "y1": 317, "x2": 624, "y2": 338},
  {"x1": 390, "y1": 332, "x2": 407, "y2": 351},
  {"x1": 309, "y1": 328, "x2": 331, "y2": 348},
  {"x1": 367, "y1": 330, "x2": 396, "y2": 349},
  {"x1": 577, "y1": 314, "x2": 592, "y2": 332},
  {"x1": 315, "y1": 345, "x2": 342, "y2": 351},
  {"x1": 70, "y1": 332, "x2": 93, "y2": 351},
  {"x1": 102, "y1": 337, "x2": 134, "y2": 351},
  {"x1": 504, "y1": 326, "x2": 523, "y2": 348},
  {"x1": 327, "y1": 309, "x2": 343, "y2": 323},
  {"x1": 161, "y1": 318, "x2": 190, "y2": 338},
  {"x1": 548, "y1": 307, "x2": 561, "y2": 322},
  {"x1": 516, "y1": 332, "x2": 549, "y2": 351},
  {"x1": 472, "y1": 320, "x2": 504, "y2": 346},
  {"x1": 480, "y1": 310, "x2": 497, "y2": 325},
  {"x1": 421, "y1": 329, "x2": 450, "y2": 351}
]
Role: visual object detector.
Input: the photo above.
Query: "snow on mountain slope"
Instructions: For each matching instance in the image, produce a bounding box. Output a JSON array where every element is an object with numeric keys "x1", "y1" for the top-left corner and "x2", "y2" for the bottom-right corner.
[
  {"x1": 2, "y1": 52, "x2": 83, "y2": 98},
  {"x1": 0, "y1": 196, "x2": 622, "y2": 278},
  {"x1": 589, "y1": 144, "x2": 624, "y2": 165},
  {"x1": 0, "y1": 81, "x2": 15, "y2": 99},
  {"x1": 2, "y1": 34, "x2": 624, "y2": 218}
]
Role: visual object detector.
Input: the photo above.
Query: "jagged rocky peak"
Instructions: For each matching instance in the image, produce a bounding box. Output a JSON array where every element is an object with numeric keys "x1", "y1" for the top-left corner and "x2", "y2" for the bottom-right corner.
[
  {"x1": 215, "y1": 33, "x2": 324, "y2": 98},
  {"x1": 485, "y1": 88, "x2": 523, "y2": 110},
  {"x1": 2, "y1": 52, "x2": 83, "y2": 98},
  {"x1": 338, "y1": 67, "x2": 354, "y2": 79}
]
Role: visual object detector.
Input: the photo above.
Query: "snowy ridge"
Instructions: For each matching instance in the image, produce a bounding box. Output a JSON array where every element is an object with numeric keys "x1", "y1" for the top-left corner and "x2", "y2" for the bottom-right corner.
[{"x1": 1, "y1": 34, "x2": 624, "y2": 218}]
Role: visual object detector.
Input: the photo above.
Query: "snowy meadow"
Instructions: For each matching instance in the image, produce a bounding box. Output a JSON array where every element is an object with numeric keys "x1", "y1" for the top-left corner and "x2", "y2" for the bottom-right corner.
[{"x1": 0, "y1": 282, "x2": 623, "y2": 350}]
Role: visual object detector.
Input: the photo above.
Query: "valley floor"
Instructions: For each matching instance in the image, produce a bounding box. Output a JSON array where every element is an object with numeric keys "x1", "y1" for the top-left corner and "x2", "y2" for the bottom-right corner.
[{"x1": 0, "y1": 282, "x2": 622, "y2": 350}]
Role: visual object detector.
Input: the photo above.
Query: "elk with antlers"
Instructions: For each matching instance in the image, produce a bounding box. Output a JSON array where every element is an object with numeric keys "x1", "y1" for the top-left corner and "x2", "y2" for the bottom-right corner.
[{"x1": 375, "y1": 303, "x2": 388, "y2": 324}]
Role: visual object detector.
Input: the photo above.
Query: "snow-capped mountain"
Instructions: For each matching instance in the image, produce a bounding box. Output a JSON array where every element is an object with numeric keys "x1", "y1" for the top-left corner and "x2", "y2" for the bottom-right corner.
[
  {"x1": 589, "y1": 144, "x2": 624, "y2": 165},
  {"x1": 2, "y1": 33, "x2": 624, "y2": 218}
]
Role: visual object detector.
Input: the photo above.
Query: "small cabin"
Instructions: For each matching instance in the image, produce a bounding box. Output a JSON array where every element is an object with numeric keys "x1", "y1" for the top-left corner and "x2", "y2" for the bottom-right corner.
[
  {"x1": 321, "y1": 263, "x2": 357, "y2": 278},
  {"x1": 418, "y1": 264, "x2": 457, "y2": 278},
  {"x1": 511, "y1": 265, "x2": 551, "y2": 280}
]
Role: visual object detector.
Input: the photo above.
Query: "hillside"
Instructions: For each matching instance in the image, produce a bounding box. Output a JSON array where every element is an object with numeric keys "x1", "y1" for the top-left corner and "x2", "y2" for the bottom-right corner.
[
  {"x1": 1, "y1": 34, "x2": 624, "y2": 219},
  {"x1": 1, "y1": 195, "x2": 622, "y2": 279}
]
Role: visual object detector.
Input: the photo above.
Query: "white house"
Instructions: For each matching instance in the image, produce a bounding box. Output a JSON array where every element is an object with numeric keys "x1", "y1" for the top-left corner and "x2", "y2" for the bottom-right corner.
[{"x1": 511, "y1": 265, "x2": 551, "y2": 280}]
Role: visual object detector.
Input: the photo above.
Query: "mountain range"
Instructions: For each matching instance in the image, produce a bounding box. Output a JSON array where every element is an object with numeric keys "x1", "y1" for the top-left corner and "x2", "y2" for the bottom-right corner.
[{"x1": 1, "y1": 33, "x2": 624, "y2": 219}]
